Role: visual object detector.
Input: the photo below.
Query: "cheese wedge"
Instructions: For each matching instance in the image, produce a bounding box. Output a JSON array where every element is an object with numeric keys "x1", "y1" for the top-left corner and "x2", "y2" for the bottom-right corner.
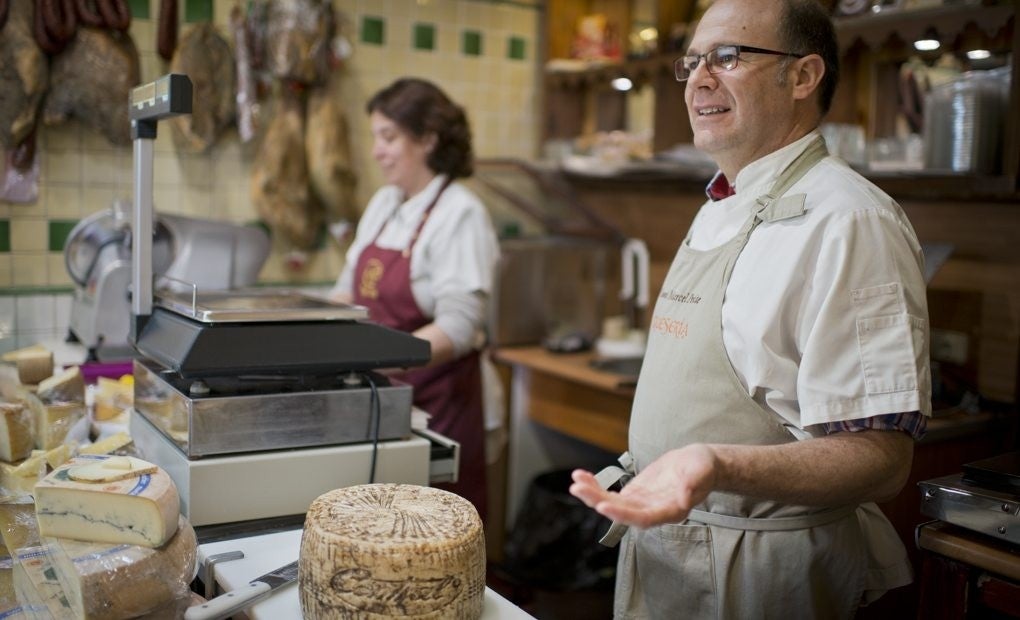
[
  {"x1": 36, "y1": 367, "x2": 84, "y2": 405},
  {"x1": 46, "y1": 516, "x2": 197, "y2": 620},
  {"x1": 299, "y1": 484, "x2": 486, "y2": 619},
  {"x1": 34, "y1": 456, "x2": 180, "y2": 548},
  {"x1": 67, "y1": 456, "x2": 158, "y2": 483},
  {"x1": 0, "y1": 458, "x2": 45, "y2": 497},
  {"x1": 78, "y1": 432, "x2": 133, "y2": 456},
  {"x1": 0, "y1": 404, "x2": 33, "y2": 464},
  {"x1": 94, "y1": 378, "x2": 133, "y2": 422},
  {"x1": 0, "y1": 346, "x2": 53, "y2": 386},
  {"x1": 35, "y1": 402, "x2": 84, "y2": 451}
]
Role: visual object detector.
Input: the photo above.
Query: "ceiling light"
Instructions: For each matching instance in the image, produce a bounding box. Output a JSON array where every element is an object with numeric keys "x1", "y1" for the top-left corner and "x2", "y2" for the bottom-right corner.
[
  {"x1": 966, "y1": 49, "x2": 992, "y2": 60},
  {"x1": 914, "y1": 39, "x2": 940, "y2": 52},
  {"x1": 639, "y1": 28, "x2": 657, "y2": 42},
  {"x1": 611, "y1": 77, "x2": 633, "y2": 92}
]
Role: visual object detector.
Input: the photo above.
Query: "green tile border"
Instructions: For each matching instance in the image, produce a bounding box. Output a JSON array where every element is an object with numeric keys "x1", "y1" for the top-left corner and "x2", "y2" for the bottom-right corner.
[
  {"x1": 508, "y1": 36, "x2": 527, "y2": 60},
  {"x1": 462, "y1": 30, "x2": 482, "y2": 56},
  {"x1": 361, "y1": 16, "x2": 385, "y2": 45},
  {"x1": 184, "y1": 0, "x2": 213, "y2": 22},
  {"x1": 128, "y1": 0, "x2": 149, "y2": 19},
  {"x1": 413, "y1": 23, "x2": 436, "y2": 51},
  {"x1": 0, "y1": 286, "x2": 75, "y2": 296},
  {"x1": 0, "y1": 220, "x2": 8, "y2": 253},
  {"x1": 48, "y1": 220, "x2": 78, "y2": 252}
]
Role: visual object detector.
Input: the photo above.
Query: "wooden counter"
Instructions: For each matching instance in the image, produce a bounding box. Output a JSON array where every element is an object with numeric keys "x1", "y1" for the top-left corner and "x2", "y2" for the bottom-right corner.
[
  {"x1": 493, "y1": 345, "x2": 1003, "y2": 454},
  {"x1": 917, "y1": 521, "x2": 1020, "y2": 618}
]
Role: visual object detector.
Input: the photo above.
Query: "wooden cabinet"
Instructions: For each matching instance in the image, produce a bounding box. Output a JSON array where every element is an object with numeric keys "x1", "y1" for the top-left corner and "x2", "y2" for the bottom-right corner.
[{"x1": 540, "y1": 0, "x2": 1019, "y2": 197}]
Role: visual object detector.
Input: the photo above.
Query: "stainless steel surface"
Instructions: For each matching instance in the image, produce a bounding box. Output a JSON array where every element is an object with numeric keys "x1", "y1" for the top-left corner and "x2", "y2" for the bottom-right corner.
[
  {"x1": 129, "y1": 411, "x2": 437, "y2": 526},
  {"x1": 919, "y1": 474, "x2": 1020, "y2": 545},
  {"x1": 66, "y1": 203, "x2": 270, "y2": 352},
  {"x1": 923, "y1": 66, "x2": 1009, "y2": 174},
  {"x1": 155, "y1": 289, "x2": 367, "y2": 323},
  {"x1": 133, "y1": 359, "x2": 412, "y2": 458},
  {"x1": 491, "y1": 237, "x2": 611, "y2": 347},
  {"x1": 254, "y1": 560, "x2": 299, "y2": 590}
]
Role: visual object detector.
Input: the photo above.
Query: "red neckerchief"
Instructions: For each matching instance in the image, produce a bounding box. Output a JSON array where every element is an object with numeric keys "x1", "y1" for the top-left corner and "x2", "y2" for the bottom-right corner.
[{"x1": 705, "y1": 170, "x2": 735, "y2": 201}]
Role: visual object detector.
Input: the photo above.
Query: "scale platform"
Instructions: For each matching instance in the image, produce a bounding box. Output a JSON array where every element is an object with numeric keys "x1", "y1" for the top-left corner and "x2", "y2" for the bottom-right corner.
[
  {"x1": 130, "y1": 410, "x2": 458, "y2": 527},
  {"x1": 919, "y1": 456, "x2": 1020, "y2": 545}
]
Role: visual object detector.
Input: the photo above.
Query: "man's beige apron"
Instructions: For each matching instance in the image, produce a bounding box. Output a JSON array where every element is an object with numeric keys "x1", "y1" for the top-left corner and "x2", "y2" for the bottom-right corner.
[{"x1": 605, "y1": 137, "x2": 911, "y2": 619}]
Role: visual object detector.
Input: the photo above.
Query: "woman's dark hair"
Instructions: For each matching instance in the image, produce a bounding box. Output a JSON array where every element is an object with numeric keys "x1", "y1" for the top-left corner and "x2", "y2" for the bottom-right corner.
[
  {"x1": 778, "y1": 0, "x2": 840, "y2": 115},
  {"x1": 367, "y1": 78, "x2": 474, "y2": 178}
]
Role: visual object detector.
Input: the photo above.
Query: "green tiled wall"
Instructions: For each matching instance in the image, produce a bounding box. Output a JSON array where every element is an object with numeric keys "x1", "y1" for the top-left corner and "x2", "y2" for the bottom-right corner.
[
  {"x1": 47, "y1": 221, "x2": 78, "y2": 253},
  {"x1": 185, "y1": 0, "x2": 213, "y2": 22},
  {"x1": 413, "y1": 23, "x2": 436, "y2": 51},
  {"x1": 463, "y1": 30, "x2": 482, "y2": 56},
  {"x1": 508, "y1": 36, "x2": 527, "y2": 60},
  {"x1": 128, "y1": 0, "x2": 149, "y2": 19},
  {"x1": 0, "y1": 221, "x2": 9, "y2": 253},
  {"x1": 361, "y1": 16, "x2": 385, "y2": 45}
]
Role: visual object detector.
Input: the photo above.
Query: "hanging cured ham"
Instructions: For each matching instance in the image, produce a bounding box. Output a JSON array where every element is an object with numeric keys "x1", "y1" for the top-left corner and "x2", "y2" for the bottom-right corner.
[
  {"x1": 169, "y1": 22, "x2": 235, "y2": 153},
  {"x1": 250, "y1": 93, "x2": 323, "y2": 250},
  {"x1": 0, "y1": 0, "x2": 47, "y2": 150},
  {"x1": 305, "y1": 77, "x2": 358, "y2": 225},
  {"x1": 42, "y1": 27, "x2": 139, "y2": 145}
]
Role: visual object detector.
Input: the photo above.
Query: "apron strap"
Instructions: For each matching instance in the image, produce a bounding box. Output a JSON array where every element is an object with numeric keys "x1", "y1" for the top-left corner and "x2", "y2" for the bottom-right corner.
[
  {"x1": 687, "y1": 503, "x2": 856, "y2": 531},
  {"x1": 595, "y1": 452, "x2": 634, "y2": 548}
]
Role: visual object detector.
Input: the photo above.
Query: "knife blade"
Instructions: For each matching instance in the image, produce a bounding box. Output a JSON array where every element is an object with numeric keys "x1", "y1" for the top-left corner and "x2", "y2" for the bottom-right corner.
[{"x1": 184, "y1": 559, "x2": 299, "y2": 620}]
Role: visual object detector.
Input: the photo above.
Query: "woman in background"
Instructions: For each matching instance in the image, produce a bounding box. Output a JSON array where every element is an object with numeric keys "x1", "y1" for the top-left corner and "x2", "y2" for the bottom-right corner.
[{"x1": 331, "y1": 78, "x2": 498, "y2": 519}]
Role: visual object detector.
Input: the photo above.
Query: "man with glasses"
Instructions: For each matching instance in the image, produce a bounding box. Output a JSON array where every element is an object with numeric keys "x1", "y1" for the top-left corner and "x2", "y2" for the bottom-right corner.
[{"x1": 570, "y1": 0, "x2": 929, "y2": 617}]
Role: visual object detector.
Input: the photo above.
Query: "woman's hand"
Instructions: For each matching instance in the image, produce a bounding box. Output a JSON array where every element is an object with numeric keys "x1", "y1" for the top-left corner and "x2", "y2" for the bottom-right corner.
[{"x1": 570, "y1": 444, "x2": 720, "y2": 528}]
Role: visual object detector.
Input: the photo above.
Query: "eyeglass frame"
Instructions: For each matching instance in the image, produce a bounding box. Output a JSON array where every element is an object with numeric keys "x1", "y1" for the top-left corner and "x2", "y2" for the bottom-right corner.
[{"x1": 675, "y1": 44, "x2": 806, "y2": 82}]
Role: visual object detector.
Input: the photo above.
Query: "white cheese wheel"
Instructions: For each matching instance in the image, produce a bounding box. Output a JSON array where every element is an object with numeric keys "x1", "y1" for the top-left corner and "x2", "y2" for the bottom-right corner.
[
  {"x1": 46, "y1": 515, "x2": 198, "y2": 620},
  {"x1": 300, "y1": 484, "x2": 485, "y2": 619},
  {"x1": 34, "y1": 456, "x2": 180, "y2": 548},
  {"x1": 0, "y1": 403, "x2": 33, "y2": 463}
]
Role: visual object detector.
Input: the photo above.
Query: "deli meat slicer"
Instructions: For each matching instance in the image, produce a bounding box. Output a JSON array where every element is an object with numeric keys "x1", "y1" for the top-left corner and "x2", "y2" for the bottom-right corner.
[{"x1": 124, "y1": 75, "x2": 456, "y2": 530}]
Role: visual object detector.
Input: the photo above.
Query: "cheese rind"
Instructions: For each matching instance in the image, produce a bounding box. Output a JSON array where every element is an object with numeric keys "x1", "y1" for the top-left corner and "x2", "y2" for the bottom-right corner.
[
  {"x1": 46, "y1": 516, "x2": 197, "y2": 620},
  {"x1": 0, "y1": 403, "x2": 33, "y2": 464},
  {"x1": 1, "y1": 346, "x2": 53, "y2": 386},
  {"x1": 33, "y1": 456, "x2": 180, "y2": 548},
  {"x1": 299, "y1": 484, "x2": 485, "y2": 619}
]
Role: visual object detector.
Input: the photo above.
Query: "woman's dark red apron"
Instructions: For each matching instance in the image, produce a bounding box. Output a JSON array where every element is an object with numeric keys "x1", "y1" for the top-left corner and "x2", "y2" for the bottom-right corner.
[{"x1": 351, "y1": 180, "x2": 487, "y2": 520}]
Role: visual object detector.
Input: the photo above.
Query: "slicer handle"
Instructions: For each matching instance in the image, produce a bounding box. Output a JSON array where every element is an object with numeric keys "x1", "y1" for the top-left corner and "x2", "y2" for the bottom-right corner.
[{"x1": 184, "y1": 580, "x2": 271, "y2": 620}]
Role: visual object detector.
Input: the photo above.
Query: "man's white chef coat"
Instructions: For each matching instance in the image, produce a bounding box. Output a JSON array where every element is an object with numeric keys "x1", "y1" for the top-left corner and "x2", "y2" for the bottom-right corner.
[{"x1": 686, "y1": 132, "x2": 931, "y2": 439}]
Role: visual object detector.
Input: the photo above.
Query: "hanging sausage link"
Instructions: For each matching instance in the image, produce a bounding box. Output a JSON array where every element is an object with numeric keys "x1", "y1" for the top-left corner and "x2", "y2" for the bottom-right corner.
[{"x1": 156, "y1": 0, "x2": 177, "y2": 61}]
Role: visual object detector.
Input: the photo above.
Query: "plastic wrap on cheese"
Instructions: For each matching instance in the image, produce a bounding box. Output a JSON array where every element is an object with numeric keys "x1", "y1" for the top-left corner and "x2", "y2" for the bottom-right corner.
[
  {"x1": 13, "y1": 545, "x2": 72, "y2": 617},
  {"x1": 0, "y1": 499, "x2": 38, "y2": 556},
  {"x1": 44, "y1": 516, "x2": 198, "y2": 620},
  {"x1": 0, "y1": 403, "x2": 33, "y2": 464},
  {"x1": 0, "y1": 556, "x2": 31, "y2": 618}
]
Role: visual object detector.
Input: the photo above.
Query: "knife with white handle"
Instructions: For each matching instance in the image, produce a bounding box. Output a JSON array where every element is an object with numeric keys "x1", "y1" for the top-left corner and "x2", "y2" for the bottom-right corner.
[{"x1": 184, "y1": 559, "x2": 299, "y2": 620}]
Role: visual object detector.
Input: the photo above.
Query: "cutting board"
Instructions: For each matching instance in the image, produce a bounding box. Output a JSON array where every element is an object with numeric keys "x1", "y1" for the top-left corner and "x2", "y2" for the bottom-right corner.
[{"x1": 198, "y1": 528, "x2": 534, "y2": 619}]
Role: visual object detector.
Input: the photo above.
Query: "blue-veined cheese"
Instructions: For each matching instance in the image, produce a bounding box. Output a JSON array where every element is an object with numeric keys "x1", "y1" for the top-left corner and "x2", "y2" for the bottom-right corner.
[
  {"x1": 33, "y1": 456, "x2": 179, "y2": 548},
  {"x1": 46, "y1": 516, "x2": 197, "y2": 620},
  {"x1": 299, "y1": 484, "x2": 485, "y2": 619}
]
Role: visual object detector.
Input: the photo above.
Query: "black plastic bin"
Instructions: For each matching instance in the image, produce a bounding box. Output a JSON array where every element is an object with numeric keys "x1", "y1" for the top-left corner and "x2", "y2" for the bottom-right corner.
[{"x1": 503, "y1": 469, "x2": 619, "y2": 592}]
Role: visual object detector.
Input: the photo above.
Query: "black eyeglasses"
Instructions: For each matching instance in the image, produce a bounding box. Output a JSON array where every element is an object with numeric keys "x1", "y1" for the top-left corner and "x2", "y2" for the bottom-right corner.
[{"x1": 675, "y1": 44, "x2": 805, "y2": 81}]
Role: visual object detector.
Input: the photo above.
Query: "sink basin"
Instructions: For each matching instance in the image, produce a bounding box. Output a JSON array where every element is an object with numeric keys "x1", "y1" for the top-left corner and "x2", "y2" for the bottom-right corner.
[{"x1": 589, "y1": 356, "x2": 643, "y2": 380}]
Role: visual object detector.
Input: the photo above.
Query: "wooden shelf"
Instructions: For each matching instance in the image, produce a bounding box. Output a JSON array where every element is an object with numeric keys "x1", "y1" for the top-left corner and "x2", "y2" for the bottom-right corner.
[{"x1": 834, "y1": 2, "x2": 1014, "y2": 51}]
